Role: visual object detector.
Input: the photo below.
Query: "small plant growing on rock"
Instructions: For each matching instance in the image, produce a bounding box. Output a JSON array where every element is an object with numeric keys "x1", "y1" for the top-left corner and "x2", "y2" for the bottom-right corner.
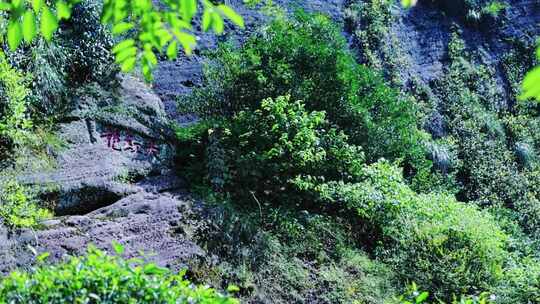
[{"x1": 0, "y1": 179, "x2": 51, "y2": 228}]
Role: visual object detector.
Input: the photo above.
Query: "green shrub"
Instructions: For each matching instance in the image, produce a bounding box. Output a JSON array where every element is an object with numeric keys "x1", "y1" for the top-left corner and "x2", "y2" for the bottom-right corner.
[
  {"x1": 0, "y1": 245, "x2": 238, "y2": 303},
  {"x1": 0, "y1": 50, "x2": 33, "y2": 160},
  {"x1": 186, "y1": 11, "x2": 429, "y2": 175},
  {"x1": 174, "y1": 119, "x2": 222, "y2": 190},
  {"x1": 493, "y1": 256, "x2": 540, "y2": 303},
  {"x1": 435, "y1": 32, "x2": 540, "y2": 221},
  {"x1": 220, "y1": 95, "x2": 364, "y2": 204},
  {"x1": 314, "y1": 161, "x2": 508, "y2": 300},
  {"x1": 0, "y1": 179, "x2": 51, "y2": 228}
]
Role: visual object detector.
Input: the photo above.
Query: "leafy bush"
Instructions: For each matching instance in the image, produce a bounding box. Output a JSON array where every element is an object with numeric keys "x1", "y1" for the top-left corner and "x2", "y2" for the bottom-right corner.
[
  {"x1": 435, "y1": 33, "x2": 540, "y2": 230},
  {"x1": 219, "y1": 95, "x2": 364, "y2": 204},
  {"x1": 0, "y1": 179, "x2": 51, "y2": 228},
  {"x1": 493, "y1": 256, "x2": 540, "y2": 303},
  {"x1": 0, "y1": 245, "x2": 238, "y2": 303},
  {"x1": 313, "y1": 161, "x2": 508, "y2": 300},
  {"x1": 0, "y1": 50, "x2": 33, "y2": 160},
  {"x1": 187, "y1": 11, "x2": 429, "y2": 174}
]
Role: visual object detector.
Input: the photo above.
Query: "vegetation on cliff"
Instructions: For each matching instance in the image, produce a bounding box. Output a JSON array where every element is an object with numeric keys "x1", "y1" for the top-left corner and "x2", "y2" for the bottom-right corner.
[{"x1": 0, "y1": 0, "x2": 539, "y2": 303}]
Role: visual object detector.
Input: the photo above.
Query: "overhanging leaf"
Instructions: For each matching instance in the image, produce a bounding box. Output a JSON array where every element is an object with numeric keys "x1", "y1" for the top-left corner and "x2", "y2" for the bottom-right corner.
[
  {"x1": 211, "y1": 11, "x2": 224, "y2": 34},
  {"x1": 22, "y1": 10, "x2": 37, "y2": 43},
  {"x1": 7, "y1": 20, "x2": 23, "y2": 50},
  {"x1": 40, "y1": 6, "x2": 58, "y2": 41},
  {"x1": 56, "y1": 0, "x2": 71, "y2": 20},
  {"x1": 202, "y1": 9, "x2": 211, "y2": 31},
  {"x1": 180, "y1": 0, "x2": 197, "y2": 21},
  {"x1": 112, "y1": 22, "x2": 133, "y2": 35},
  {"x1": 166, "y1": 40, "x2": 178, "y2": 60},
  {"x1": 520, "y1": 66, "x2": 540, "y2": 101},
  {"x1": 218, "y1": 5, "x2": 244, "y2": 28},
  {"x1": 32, "y1": 0, "x2": 43, "y2": 13},
  {"x1": 112, "y1": 38, "x2": 135, "y2": 54},
  {"x1": 120, "y1": 56, "x2": 136, "y2": 72}
]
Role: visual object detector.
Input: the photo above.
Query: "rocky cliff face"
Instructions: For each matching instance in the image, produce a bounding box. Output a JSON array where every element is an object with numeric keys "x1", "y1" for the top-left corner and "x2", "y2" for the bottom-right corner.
[
  {"x1": 392, "y1": 0, "x2": 539, "y2": 104},
  {"x1": 0, "y1": 0, "x2": 538, "y2": 292}
]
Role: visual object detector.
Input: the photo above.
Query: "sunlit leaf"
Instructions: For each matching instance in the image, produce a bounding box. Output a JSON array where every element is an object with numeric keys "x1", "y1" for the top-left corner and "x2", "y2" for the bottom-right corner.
[
  {"x1": 142, "y1": 61, "x2": 152, "y2": 81},
  {"x1": 143, "y1": 49, "x2": 157, "y2": 66},
  {"x1": 112, "y1": 241, "x2": 125, "y2": 255},
  {"x1": 0, "y1": 2, "x2": 12, "y2": 11},
  {"x1": 22, "y1": 10, "x2": 37, "y2": 43},
  {"x1": 416, "y1": 292, "x2": 429, "y2": 303},
  {"x1": 218, "y1": 4, "x2": 244, "y2": 28},
  {"x1": 112, "y1": 22, "x2": 133, "y2": 34},
  {"x1": 56, "y1": 0, "x2": 71, "y2": 20},
  {"x1": 40, "y1": 6, "x2": 58, "y2": 41},
  {"x1": 7, "y1": 20, "x2": 23, "y2": 50},
  {"x1": 120, "y1": 56, "x2": 136, "y2": 72},
  {"x1": 115, "y1": 46, "x2": 137, "y2": 63},
  {"x1": 202, "y1": 9, "x2": 212, "y2": 31},
  {"x1": 181, "y1": 0, "x2": 197, "y2": 21},
  {"x1": 32, "y1": 0, "x2": 43, "y2": 13},
  {"x1": 520, "y1": 66, "x2": 540, "y2": 101},
  {"x1": 176, "y1": 31, "x2": 196, "y2": 55},
  {"x1": 211, "y1": 11, "x2": 224, "y2": 34},
  {"x1": 112, "y1": 38, "x2": 135, "y2": 54},
  {"x1": 166, "y1": 40, "x2": 178, "y2": 60},
  {"x1": 36, "y1": 252, "x2": 50, "y2": 263},
  {"x1": 401, "y1": 0, "x2": 417, "y2": 8}
]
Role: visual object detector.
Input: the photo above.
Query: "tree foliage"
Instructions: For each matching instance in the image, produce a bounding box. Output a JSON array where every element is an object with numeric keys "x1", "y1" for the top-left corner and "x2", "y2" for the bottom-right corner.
[{"x1": 0, "y1": 0, "x2": 244, "y2": 81}]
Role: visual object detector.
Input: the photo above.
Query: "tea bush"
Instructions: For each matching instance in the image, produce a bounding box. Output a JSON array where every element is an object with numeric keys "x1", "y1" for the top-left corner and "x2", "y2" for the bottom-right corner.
[
  {"x1": 313, "y1": 161, "x2": 508, "y2": 300},
  {"x1": 0, "y1": 245, "x2": 238, "y2": 303}
]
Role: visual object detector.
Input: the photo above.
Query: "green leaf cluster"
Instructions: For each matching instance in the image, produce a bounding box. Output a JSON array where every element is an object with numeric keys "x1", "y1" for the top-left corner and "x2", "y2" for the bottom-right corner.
[
  {"x1": 0, "y1": 179, "x2": 51, "y2": 228},
  {"x1": 2, "y1": 0, "x2": 79, "y2": 50},
  {"x1": 0, "y1": 49, "x2": 32, "y2": 157},
  {"x1": 220, "y1": 95, "x2": 364, "y2": 203},
  {"x1": 313, "y1": 160, "x2": 508, "y2": 300},
  {"x1": 0, "y1": 0, "x2": 244, "y2": 81},
  {"x1": 0, "y1": 245, "x2": 238, "y2": 303},
  {"x1": 102, "y1": 0, "x2": 243, "y2": 80}
]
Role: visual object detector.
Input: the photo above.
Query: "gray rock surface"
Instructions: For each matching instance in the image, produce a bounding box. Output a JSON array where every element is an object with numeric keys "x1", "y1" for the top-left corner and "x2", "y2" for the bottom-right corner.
[
  {"x1": 0, "y1": 192, "x2": 206, "y2": 275},
  {"x1": 393, "y1": 0, "x2": 540, "y2": 104},
  {"x1": 16, "y1": 75, "x2": 177, "y2": 215}
]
